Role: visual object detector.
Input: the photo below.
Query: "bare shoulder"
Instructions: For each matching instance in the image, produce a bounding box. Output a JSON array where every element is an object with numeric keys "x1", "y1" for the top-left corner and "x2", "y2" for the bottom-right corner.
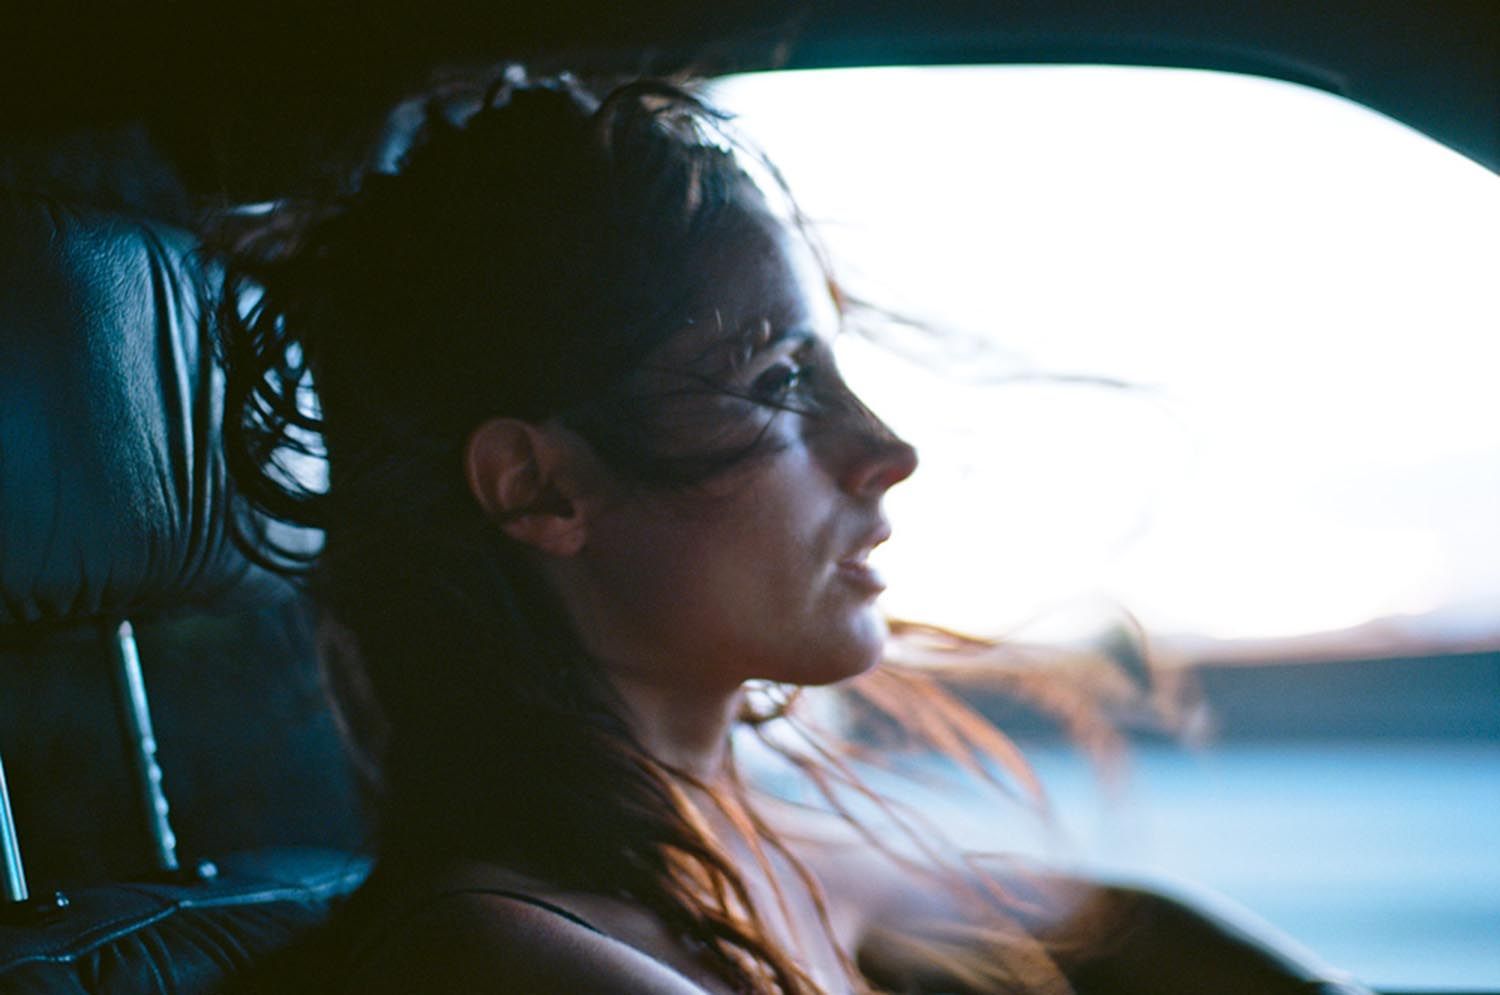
[{"x1": 347, "y1": 888, "x2": 711, "y2": 995}]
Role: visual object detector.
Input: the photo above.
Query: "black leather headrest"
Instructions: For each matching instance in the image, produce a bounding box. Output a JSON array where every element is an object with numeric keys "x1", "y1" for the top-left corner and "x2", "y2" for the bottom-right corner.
[{"x1": 0, "y1": 193, "x2": 303, "y2": 626}]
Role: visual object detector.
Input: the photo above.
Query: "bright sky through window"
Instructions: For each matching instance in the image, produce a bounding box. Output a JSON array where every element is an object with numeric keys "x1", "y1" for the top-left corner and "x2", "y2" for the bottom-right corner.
[{"x1": 710, "y1": 67, "x2": 1500, "y2": 646}]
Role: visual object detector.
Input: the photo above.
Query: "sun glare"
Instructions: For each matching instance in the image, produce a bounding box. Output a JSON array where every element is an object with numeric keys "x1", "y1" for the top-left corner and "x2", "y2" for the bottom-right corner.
[{"x1": 711, "y1": 66, "x2": 1500, "y2": 646}]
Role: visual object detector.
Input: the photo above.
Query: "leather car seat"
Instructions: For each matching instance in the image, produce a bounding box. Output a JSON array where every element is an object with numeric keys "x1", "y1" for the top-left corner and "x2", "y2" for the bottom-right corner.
[{"x1": 0, "y1": 190, "x2": 367, "y2": 993}]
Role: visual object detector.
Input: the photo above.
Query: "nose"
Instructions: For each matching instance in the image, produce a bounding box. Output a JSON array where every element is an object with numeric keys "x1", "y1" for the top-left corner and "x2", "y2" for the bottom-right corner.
[{"x1": 840, "y1": 430, "x2": 918, "y2": 498}]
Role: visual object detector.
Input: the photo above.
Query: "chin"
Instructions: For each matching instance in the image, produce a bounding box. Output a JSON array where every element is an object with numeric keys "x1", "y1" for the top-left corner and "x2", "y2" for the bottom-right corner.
[{"x1": 796, "y1": 613, "x2": 889, "y2": 687}]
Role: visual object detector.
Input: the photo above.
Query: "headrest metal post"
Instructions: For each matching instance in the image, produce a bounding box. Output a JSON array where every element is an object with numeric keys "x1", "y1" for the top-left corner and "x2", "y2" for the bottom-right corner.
[
  {"x1": 0, "y1": 753, "x2": 28, "y2": 903},
  {"x1": 107, "y1": 620, "x2": 180, "y2": 874}
]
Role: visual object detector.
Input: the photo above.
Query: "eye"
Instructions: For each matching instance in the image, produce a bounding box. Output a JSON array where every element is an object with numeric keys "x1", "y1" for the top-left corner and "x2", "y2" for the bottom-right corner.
[{"x1": 750, "y1": 358, "x2": 807, "y2": 402}]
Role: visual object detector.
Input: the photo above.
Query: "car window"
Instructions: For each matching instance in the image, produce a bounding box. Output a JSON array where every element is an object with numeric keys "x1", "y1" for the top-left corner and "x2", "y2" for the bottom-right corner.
[{"x1": 712, "y1": 66, "x2": 1500, "y2": 991}]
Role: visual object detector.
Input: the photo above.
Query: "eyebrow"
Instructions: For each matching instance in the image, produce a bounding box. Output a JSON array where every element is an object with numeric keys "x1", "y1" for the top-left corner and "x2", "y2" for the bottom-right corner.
[
  {"x1": 735, "y1": 324, "x2": 816, "y2": 368},
  {"x1": 654, "y1": 318, "x2": 819, "y2": 384}
]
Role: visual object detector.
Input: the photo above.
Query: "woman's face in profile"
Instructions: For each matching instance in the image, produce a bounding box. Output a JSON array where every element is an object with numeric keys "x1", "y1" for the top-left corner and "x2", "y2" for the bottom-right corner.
[{"x1": 568, "y1": 211, "x2": 918, "y2": 695}]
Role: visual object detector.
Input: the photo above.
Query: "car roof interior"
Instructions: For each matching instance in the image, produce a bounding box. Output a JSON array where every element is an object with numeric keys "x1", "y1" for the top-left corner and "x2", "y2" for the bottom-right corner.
[
  {"x1": 1, "y1": 3, "x2": 1495, "y2": 993},
  {"x1": 4, "y1": 0, "x2": 1498, "y2": 198}
]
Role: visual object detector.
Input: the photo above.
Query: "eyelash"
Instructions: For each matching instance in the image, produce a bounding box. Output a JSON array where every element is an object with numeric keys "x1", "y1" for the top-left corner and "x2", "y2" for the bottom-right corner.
[{"x1": 750, "y1": 356, "x2": 813, "y2": 404}]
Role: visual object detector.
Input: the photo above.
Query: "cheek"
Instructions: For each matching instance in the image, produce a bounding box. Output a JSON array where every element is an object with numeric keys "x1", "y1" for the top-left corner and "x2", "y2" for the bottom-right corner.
[
  {"x1": 585, "y1": 497, "x2": 791, "y2": 651},
  {"x1": 671, "y1": 493, "x2": 823, "y2": 632},
  {"x1": 581, "y1": 445, "x2": 883, "y2": 685},
  {"x1": 690, "y1": 479, "x2": 883, "y2": 684}
]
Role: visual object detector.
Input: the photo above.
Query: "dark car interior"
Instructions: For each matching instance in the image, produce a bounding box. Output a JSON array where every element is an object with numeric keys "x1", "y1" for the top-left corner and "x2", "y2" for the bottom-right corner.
[{"x1": 1, "y1": 3, "x2": 1495, "y2": 993}]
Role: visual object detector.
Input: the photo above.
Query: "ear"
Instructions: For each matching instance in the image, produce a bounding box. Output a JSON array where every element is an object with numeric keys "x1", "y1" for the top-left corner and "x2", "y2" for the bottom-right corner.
[{"x1": 464, "y1": 418, "x2": 597, "y2": 557}]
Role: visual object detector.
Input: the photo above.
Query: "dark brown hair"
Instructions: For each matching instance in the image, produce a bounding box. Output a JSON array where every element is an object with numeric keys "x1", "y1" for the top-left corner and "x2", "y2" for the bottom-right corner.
[{"x1": 215, "y1": 71, "x2": 1123, "y2": 994}]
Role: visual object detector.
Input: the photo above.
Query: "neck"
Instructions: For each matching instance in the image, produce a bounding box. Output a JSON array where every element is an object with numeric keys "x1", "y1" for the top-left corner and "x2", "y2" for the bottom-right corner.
[{"x1": 607, "y1": 671, "x2": 743, "y2": 782}]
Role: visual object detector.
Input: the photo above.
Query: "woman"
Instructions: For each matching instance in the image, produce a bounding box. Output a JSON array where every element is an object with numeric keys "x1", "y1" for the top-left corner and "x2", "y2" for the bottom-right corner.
[{"x1": 218, "y1": 72, "x2": 1372, "y2": 994}]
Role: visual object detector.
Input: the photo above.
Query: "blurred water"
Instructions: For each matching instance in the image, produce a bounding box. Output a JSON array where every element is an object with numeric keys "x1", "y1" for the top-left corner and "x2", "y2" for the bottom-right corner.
[{"x1": 888, "y1": 742, "x2": 1500, "y2": 990}]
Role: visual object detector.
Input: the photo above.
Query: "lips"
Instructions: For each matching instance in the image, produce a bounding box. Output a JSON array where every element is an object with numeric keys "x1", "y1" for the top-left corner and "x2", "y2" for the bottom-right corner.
[
  {"x1": 835, "y1": 523, "x2": 891, "y2": 595},
  {"x1": 835, "y1": 558, "x2": 887, "y2": 595}
]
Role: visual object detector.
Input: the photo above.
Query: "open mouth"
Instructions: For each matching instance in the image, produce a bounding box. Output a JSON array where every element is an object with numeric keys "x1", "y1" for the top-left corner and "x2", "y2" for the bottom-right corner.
[
  {"x1": 836, "y1": 526, "x2": 891, "y2": 594},
  {"x1": 835, "y1": 557, "x2": 887, "y2": 594}
]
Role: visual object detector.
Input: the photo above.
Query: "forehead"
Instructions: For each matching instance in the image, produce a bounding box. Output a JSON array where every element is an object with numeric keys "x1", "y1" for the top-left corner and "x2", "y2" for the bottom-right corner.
[{"x1": 657, "y1": 211, "x2": 838, "y2": 371}]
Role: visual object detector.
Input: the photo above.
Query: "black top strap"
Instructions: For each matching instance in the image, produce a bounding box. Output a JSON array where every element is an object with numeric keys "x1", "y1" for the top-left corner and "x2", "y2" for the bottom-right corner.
[{"x1": 429, "y1": 887, "x2": 607, "y2": 936}]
